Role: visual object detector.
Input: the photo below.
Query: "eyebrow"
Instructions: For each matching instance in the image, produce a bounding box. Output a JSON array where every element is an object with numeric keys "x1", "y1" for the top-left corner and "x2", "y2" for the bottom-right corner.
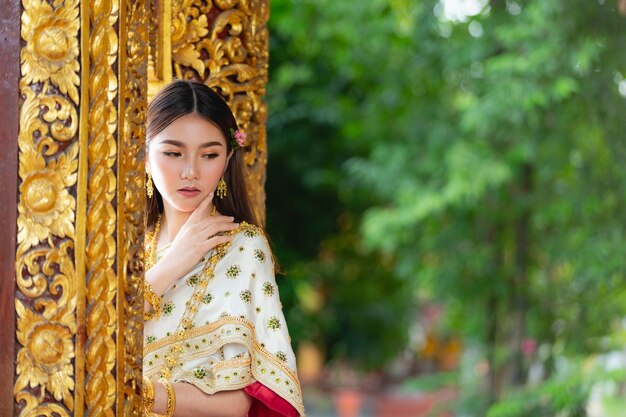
[{"x1": 158, "y1": 139, "x2": 223, "y2": 148}]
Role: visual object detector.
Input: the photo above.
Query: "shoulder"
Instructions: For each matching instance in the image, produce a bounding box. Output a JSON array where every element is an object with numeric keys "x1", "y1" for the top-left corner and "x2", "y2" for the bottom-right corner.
[
  {"x1": 229, "y1": 222, "x2": 272, "y2": 256},
  {"x1": 217, "y1": 222, "x2": 275, "y2": 277},
  {"x1": 233, "y1": 222, "x2": 266, "y2": 240}
]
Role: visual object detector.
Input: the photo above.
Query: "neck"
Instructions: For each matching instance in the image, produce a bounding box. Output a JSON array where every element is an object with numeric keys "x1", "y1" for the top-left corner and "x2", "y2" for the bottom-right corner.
[
  {"x1": 160, "y1": 208, "x2": 187, "y2": 246},
  {"x1": 159, "y1": 203, "x2": 212, "y2": 246},
  {"x1": 157, "y1": 202, "x2": 213, "y2": 247}
]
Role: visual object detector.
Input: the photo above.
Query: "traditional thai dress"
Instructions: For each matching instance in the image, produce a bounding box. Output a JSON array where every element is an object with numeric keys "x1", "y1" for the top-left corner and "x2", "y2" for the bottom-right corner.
[{"x1": 143, "y1": 223, "x2": 305, "y2": 417}]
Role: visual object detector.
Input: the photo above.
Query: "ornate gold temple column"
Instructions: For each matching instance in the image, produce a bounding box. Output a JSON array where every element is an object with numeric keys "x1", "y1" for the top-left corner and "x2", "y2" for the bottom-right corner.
[
  {"x1": 10, "y1": 0, "x2": 269, "y2": 416},
  {"x1": 13, "y1": 0, "x2": 148, "y2": 415}
]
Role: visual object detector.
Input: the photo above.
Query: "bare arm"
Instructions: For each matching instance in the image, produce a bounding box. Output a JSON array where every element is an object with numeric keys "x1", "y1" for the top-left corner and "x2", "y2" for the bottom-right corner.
[
  {"x1": 152, "y1": 381, "x2": 252, "y2": 417},
  {"x1": 143, "y1": 255, "x2": 186, "y2": 312}
]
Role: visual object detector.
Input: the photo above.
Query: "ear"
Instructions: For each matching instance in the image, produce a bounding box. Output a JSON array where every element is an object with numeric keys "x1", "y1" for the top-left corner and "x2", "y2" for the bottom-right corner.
[{"x1": 145, "y1": 144, "x2": 151, "y2": 173}]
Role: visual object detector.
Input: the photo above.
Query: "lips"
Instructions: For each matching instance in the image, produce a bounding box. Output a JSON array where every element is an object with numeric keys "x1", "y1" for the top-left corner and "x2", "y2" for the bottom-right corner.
[{"x1": 177, "y1": 186, "x2": 201, "y2": 197}]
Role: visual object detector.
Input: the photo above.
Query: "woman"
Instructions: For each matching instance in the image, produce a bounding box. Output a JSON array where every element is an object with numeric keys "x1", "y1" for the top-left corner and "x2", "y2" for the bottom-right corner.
[{"x1": 142, "y1": 80, "x2": 305, "y2": 417}]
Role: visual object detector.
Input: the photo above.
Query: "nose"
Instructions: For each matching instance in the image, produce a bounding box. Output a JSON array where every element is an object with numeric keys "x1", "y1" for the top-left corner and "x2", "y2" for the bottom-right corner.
[{"x1": 181, "y1": 157, "x2": 199, "y2": 180}]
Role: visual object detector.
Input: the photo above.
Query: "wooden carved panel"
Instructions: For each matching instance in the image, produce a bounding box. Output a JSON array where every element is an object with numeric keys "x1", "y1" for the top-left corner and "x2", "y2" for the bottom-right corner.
[
  {"x1": 14, "y1": 0, "x2": 148, "y2": 415},
  {"x1": 15, "y1": 1, "x2": 82, "y2": 414},
  {"x1": 117, "y1": 0, "x2": 149, "y2": 415},
  {"x1": 13, "y1": 0, "x2": 268, "y2": 415}
]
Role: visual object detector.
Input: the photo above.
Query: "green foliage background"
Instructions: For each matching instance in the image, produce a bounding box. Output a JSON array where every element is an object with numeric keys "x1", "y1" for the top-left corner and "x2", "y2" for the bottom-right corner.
[{"x1": 264, "y1": 0, "x2": 626, "y2": 414}]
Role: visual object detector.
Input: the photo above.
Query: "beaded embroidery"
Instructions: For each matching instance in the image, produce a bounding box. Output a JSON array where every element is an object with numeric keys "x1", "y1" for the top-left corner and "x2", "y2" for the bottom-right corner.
[
  {"x1": 254, "y1": 249, "x2": 267, "y2": 262},
  {"x1": 267, "y1": 316, "x2": 281, "y2": 330},
  {"x1": 262, "y1": 282, "x2": 275, "y2": 297},
  {"x1": 240, "y1": 290, "x2": 252, "y2": 303},
  {"x1": 226, "y1": 265, "x2": 241, "y2": 279},
  {"x1": 155, "y1": 224, "x2": 257, "y2": 379}
]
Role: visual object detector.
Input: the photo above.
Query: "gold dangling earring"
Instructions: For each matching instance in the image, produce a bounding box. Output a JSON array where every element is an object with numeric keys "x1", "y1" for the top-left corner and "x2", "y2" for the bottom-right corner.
[
  {"x1": 216, "y1": 176, "x2": 227, "y2": 199},
  {"x1": 146, "y1": 173, "x2": 154, "y2": 198}
]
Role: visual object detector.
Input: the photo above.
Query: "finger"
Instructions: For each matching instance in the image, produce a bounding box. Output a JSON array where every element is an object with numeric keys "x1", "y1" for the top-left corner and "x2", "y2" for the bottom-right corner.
[
  {"x1": 201, "y1": 218, "x2": 238, "y2": 236},
  {"x1": 203, "y1": 234, "x2": 233, "y2": 248},
  {"x1": 198, "y1": 215, "x2": 235, "y2": 230},
  {"x1": 202, "y1": 225, "x2": 237, "y2": 239},
  {"x1": 188, "y1": 192, "x2": 214, "y2": 222}
]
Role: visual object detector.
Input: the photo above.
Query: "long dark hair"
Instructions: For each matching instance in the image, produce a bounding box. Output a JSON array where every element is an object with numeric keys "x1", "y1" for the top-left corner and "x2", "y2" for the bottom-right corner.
[{"x1": 146, "y1": 80, "x2": 259, "y2": 230}]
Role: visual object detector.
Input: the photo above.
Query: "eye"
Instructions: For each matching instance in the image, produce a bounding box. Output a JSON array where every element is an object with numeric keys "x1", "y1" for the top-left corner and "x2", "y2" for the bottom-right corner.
[
  {"x1": 202, "y1": 153, "x2": 219, "y2": 160},
  {"x1": 163, "y1": 151, "x2": 181, "y2": 157}
]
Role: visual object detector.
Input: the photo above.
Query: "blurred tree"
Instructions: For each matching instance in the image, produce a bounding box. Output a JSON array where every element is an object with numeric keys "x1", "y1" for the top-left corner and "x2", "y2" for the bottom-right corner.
[
  {"x1": 265, "y1": 0, "x2": 626, "y2": 412},
  {"x1": 346, "y1": 0, "x2": 626, "y2": 409},
  {"x1": 265, "y1": 0, "x2": 418, "y2": 372}
]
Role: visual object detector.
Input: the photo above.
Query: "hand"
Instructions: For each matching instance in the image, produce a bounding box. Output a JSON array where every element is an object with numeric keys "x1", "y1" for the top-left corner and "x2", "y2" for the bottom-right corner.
[{"x1": 151, "y1": 193, "x2": 239, "y2": 291}]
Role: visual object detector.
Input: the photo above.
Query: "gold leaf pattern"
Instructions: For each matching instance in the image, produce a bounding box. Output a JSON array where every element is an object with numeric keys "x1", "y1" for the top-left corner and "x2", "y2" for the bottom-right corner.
[
  {"x1": 15, "y1": 300, "x2": 76, "y2": 410},
  {"x1": 84, "y1": 0, "x2": 120, "y2": 415},
  {"x1": 15, "y1": 0, "x2": 81, "y2": 415},
  {"x1": 16, "y1": 89, "x2": 79, "y2": 251},
  {"x1": 119, "y1": 0, "x2": 149, "y2": 414},
  {"x1": 21, "y1": 0, "x2": 80, "y2": 104},
  {"x1": 17, "y1": 147, "x2": 78, "y2": 249},
  {"x1": 15, "y1": 0, "x2": 268, "y2": 413}
]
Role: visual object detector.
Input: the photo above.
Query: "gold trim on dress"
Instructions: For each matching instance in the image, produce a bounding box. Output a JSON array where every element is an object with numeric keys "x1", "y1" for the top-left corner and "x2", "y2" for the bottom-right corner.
[{"x1": 144, "y1": 316, "x2": 304, "y2": 416}]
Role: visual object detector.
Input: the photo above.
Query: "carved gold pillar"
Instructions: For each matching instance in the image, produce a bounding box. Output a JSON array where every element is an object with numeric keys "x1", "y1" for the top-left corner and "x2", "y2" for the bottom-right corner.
[
  {"x1": 14, "y1": 0, "x2": 148, "y2": 415},
  {"x1": 149, "y1": 0, "x2": 270, "y2": 224},
  {"x1": 12, "y1": 0, "x2": 269, "y2": 416}
]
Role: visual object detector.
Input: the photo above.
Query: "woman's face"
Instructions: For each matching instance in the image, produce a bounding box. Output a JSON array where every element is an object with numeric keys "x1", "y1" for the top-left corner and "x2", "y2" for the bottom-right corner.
[{"x1": 147, "y1": 113, "x2": 230, "y2": 214}]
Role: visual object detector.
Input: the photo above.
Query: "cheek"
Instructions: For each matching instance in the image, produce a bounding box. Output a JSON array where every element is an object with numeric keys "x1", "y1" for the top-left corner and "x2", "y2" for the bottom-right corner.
[
  {"x1": 201, "y1": 162, "x2": 227, "y2": 187},
  {"x1": 205, "y1": 162, "x2": 225, "y2": 176},
  {"x1": 150, "y1": 157, "x2": 177, "y2": 186}
]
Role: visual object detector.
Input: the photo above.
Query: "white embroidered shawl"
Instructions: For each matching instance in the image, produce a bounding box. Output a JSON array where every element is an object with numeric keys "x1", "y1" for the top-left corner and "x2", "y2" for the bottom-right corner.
[{"x1": 143, "y1": 224, "x2": 305, "y2": 416}]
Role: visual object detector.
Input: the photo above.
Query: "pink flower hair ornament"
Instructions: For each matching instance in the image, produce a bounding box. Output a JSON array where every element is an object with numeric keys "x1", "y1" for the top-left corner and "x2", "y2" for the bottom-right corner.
[{"x1": 230, "y1": 128, "x2": 247, "y2": 150}]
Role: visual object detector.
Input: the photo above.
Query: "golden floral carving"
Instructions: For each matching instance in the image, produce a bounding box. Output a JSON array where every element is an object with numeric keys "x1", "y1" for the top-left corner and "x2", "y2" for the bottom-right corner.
[
  {"x1": 172, "y1": 0, "x2": 209, "y2": 74},
  {"x1": 12, "y1": 398, "x2": 69, "y2": 417},
  {"x1": 13, "y1": 229, "x2": 76, "y2": 417},
  {"x1": 16, "y1": 88, "x2": 79, "y2": 251},
  {"x1": 21, "y1": 0, "x2": 80, "y2": 104},
  {"x1": 16, "y1": 2, "x2": 81, "y2": 415},
  {"x1": 15, "y1": 300, "x2": 76, "y2": 410},
  {"x1": 165, "y1": 0, "x2": 270, "y2": 224},
  {"x1": 17, "y1": 145, "x2": 78, "y2": 250},
  {"x1": 14, "y1": 0, "x2": 268, "y2": 413}
]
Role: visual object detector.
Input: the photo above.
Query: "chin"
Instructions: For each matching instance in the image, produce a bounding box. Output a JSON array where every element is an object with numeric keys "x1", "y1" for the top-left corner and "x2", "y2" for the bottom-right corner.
[
  {"x1": 163, "y1": 197, "x2": 201, "y2": 213},
  {"x1": 173, "y1": 205, "x2": 196, "y2": 213}
]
